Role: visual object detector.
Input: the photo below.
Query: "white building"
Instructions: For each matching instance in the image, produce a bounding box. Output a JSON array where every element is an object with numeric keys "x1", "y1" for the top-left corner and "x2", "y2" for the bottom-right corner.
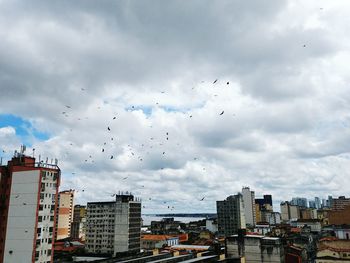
[
  {"x1": 86, "y1": 193, "x2": 141, "y2": 256},
  {"x1": 0, "y1": 153, "x2": 60, "y2": 263},
  {"x1": 242, "y1": 187, "x2": 256, "y2": 226}
]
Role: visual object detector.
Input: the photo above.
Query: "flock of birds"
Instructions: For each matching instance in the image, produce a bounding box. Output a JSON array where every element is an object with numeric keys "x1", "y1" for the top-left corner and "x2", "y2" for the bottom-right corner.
[{"x1": 53, "y1": 78, "x2": 237, "y2": 210}]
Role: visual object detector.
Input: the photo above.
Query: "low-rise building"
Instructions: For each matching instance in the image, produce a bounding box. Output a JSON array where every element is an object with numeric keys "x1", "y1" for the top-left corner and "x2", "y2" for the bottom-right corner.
[
  {"x1": 316, "y1": 239, "x2": 350, "y2": 262},
  {"x1": 141, "y1": 235, "x2": 179, "y2": 249},
  {"x1": 226, "y1": 234, "x2": 284, "y2": 263}
]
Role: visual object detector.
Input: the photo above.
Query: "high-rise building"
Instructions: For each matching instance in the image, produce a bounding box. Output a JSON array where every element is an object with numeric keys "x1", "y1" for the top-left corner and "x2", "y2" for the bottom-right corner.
[
  {"x1": 0, "y1": 151, "x2": 60, "y2": 263},
  {"x1": 315, "y1": 197, "x2": 321, "y2": 209},
  {"x1": 217, "y1": 194, "x2": 246, "y2": 236},
  {"x1": 280, "y1": 201, "x2": 300, "y2": 221},
  {"x1": 86, "y1": 193, "x2": 141, "y2": 256},
  {"x1": 255, "y1": 195, "x2": 273, "y2": 223},
  {"x1": 71, "y1": 205, "x2": 86, "y2": 241},
  {"x1": 330, "y1": 196, "x2": 350, "y2": 211},
  {"x1": 55, "y1": 190, "x2": 74, "y2": 240},
  {"x1": 242, "y1": 187, "x2": 256, "y2": 226},
  {"x1": 309, "y1": 201, "x2": 316, "y2": 209},
  {"x1": 291, "y1": 197, "x2": 308, "y2": 208}
]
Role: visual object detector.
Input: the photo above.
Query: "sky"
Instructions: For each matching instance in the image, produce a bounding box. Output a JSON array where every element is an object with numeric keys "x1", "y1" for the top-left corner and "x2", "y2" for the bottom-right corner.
[{"x1": 1, "y1": 0, "x2": 350, "y2": 213}]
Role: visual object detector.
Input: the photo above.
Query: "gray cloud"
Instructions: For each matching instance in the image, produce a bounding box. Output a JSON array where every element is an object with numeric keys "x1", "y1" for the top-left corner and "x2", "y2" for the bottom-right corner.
[{"x1": 1, "y1": 0, "x2": 350, "y2": 212}]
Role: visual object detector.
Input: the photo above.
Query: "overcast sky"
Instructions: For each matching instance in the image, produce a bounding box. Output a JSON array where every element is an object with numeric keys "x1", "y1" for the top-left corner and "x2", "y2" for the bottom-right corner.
[{"x1": 1, "y1": 0, "x2": 350, "y2": 213}]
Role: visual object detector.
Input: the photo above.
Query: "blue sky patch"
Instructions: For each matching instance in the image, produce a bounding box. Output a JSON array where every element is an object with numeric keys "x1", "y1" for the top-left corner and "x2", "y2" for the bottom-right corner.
[{"x1": 0, "y1": 114, "x2": 50, "y2": 146}]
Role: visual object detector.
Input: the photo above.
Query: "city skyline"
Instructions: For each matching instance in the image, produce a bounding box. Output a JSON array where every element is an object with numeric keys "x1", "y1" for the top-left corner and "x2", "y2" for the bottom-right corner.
[{"x1": 1, "y1": 1, "x2": 350, "y2": 213}]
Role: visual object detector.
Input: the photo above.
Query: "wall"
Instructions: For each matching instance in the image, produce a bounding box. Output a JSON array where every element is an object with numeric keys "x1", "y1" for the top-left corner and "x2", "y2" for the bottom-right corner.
[{"x1": 3, "y1": 170, "x2": 39, "y2": 263}]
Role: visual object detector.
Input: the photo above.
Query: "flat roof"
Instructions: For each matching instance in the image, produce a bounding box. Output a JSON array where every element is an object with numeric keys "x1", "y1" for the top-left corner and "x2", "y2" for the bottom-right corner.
[
  {"x1": 181, "y1": 255, "x2": 217, "y2": 263},
  {"x1": 171, "y1": 245, "x2": 210, "y2": 250}
]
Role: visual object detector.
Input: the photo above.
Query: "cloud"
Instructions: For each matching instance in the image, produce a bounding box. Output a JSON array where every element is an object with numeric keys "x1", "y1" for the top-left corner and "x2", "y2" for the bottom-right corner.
[{"x1": 1, "y1": 0, "x2": 350, "y2": 212}]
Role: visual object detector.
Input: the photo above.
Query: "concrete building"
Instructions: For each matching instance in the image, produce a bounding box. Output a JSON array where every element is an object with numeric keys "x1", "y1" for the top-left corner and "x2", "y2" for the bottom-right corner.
[
  {"x1": 217, "y1": 194, "x2": 246, "y2": 236},
  {"x1": 205, "y1": 219, "x2": 218, "y2": 233},
  {"x1": 281, "y1": 201, "x2": 300, "y2": 221},
  {"x1": 86, "y1": 193, "x2": 141, "y2": 256},
  {"x1": 141, "y1": 235, "x2": 179, "y2": 249},
  {"x1": 255, "y1": 195, "x2": 273, "y2": 223},
  {"x1": 55, "y1": 190, "x2": 74, "y2": 240},
  {"x1": 316, "y1": 239, "x2": 350, "y2": 262},
  {"x1": 0, "y1": 151, "x2": 60, "y2": 263},
  {"x1": 328, "y1": 205, "x2": 350, "y2": 225},
  {"x1": 263, "y1": 212, "x2": 281, "y2": 225},
  {"x1": 242, "y1": 187, "x2": 256, "y2": 227},
  {"x1": 332, "y1": 196, "x2": 350, "y2": 211},
  {"x1": 71, "y1": 205, "x2": 86, "y2": 241},
  {"x1": 226, "y1": 234, "x2": 284, "y2": 263}
]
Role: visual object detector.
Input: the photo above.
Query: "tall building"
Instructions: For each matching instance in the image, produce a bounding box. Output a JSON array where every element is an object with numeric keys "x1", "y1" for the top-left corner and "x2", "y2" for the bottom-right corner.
[
  {"x1": 280, "y1": 201, "x2": 300, "y2": 221},
  {"x1": 331, "y1": 196, "x2": 350, "y2": 211},
  {"x1": 291, "y1": 197, "x2": 308, "y2": 208},
  {"x1": 86, "y1": 193, "x2": 141, "y2": 256},
  {"x1": 71, "y1": 205, "x2": 86, "y2": 241},
  {"x1": 55, "y1": 190, "x2": 74, "y2": 240},
  {"x1": 217, "y1": 194, "x2": 246, "y2": 236},
  {"x1": 315, "y1": 197, "x2": 321, "y2": 209},
  {"x1": 255, "y1": 195, "x2": 273, "y2": 223},
  {"x1": 242, "y1": 187, "x2": 256, "y2": 226},
  {"x1": 0, "y1": 150, "x2": 60, "y2": 263},
  {"x1": 309, "y1": 200, "x2": 316, "y2": 209}
]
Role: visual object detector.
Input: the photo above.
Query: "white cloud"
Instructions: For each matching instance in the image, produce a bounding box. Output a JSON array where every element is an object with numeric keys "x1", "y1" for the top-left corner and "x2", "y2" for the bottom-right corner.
[{"x1": 1, "y1": 0, "x2": 350, "y2": 212}]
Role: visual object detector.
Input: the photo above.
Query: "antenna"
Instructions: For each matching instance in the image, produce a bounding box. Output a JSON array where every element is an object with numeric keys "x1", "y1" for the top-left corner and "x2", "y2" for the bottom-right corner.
[
  {"x1": 32, "y1": 148, "x2": 35, "y2": 158},
  {"x1": 0, "y1": 157, "x2": 2, "y2": 165}
]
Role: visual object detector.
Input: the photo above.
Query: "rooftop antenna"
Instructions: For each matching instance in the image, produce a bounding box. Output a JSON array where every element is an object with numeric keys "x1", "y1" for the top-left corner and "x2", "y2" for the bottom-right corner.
[
  {"x1": 32, "y1": 148, "x2": 35, "y2": 158},
  {"x1": 0, "y1": 157, "x2": 2, "y2": 165},
  {"x1": 55, "y1": 158, "x2": 58, "y2": 166}
]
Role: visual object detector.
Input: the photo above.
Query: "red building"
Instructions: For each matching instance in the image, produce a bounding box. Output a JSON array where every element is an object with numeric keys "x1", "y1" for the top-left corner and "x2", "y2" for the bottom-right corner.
[{"x1": 0, "y1": 151, "x2": 60, "y2": 263}]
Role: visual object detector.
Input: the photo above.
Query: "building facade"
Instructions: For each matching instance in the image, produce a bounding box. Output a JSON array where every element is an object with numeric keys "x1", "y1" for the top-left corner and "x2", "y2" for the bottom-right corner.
[
  {"x1": 226, "y1": 234, "x2": 284, "y2": 263},
  {"x1": 55, "y1": 190, "x2": 74, "y2": 240},
  {"x1": 70, "y1": 205, "x2": 86, "y2": 241},
  {"x1": 332, "y1": 196, "x2": 350, "y2": 211},
  {"x1": 86, "y1": 193, "x2": 141, "y2": 256},
  {"x1": 281, "y1": 201, "x2": 300, "y2": 221},
  {"x1": 0, "y1": 152, "x2": 60, "y2": 263},
  {"x1": 217, "y1": 194, "x2": 246, "y2": 236},
  {"x1": 242, "y1": 187, "x2": 256, "y2": 227}
]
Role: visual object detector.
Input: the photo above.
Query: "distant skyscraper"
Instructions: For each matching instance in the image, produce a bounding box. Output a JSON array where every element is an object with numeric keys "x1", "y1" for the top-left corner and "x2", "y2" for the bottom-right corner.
[
  {"x1": 315, "y1": 197, "x2": 321, "y2": 209},
  {"x1": 242, "y1": 187, "x2": 256, "y2": 226},
  {"x1": 217, "y1": 194, "x2": 246, "y2": 236},
  {"x1": 291, "y1": 197, "x2": 308, "y2": 208},
  {"x1": 0, "y1": 152, "x2": 60, "y2": 263},
  {"x1": 309, "y1": 200, "x2": 316, "y2": 209},
  {"x1": 86, "y1": 193, "x2": 141, "y2": 256},
  {"x1": 55, "y1": 190, "x2": 75, "y2": 240}
]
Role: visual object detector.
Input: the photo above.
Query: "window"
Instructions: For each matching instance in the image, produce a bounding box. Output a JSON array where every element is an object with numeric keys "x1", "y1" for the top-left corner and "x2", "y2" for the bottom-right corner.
[
  {"x1": 38, "y1": 216, "x2": 42, "y2": 222},
  {"x1": 39, "y1": 205, "x2": 43, "y2": 211}
]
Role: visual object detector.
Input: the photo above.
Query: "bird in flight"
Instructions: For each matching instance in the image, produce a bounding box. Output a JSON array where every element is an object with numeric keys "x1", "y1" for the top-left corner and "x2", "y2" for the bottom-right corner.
[
  {"x1": 219, "y1": 111, "x2": 224, "y2": 115},
  {"x1": 107, "y1": 127, "x2": 111, "y2": 131},
  {"x1": 102, "y1": 149, "x2": 104, "y2": 152},
  {"x1": 227, "y1": 82, "x2": 229, "y2": 85},
  {"x1": 200, "y1": 197, "x2": 205, "y2": 201},
  {"x1": 123, "y1": 177, "x2": 128, "y2": 180},
  {"x1": 213, "y1": 79, "x2": 218, "y2": 84},
  {"x1": 110, "y1": 155, "x2": 114, "y2": 159},
  {"x1": 113, "y1": 117, "x2": 116, "y2": 119}
]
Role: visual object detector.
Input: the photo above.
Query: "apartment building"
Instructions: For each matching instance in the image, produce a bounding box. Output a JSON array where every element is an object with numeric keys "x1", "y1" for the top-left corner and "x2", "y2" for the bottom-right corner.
[
  {"x1": 0, "y1": 150, "x2": 60, "y2": 263},
  {"x1": 85, "y1": 193, "x2": 141, "y2": 256},
  {"x1": 55, "y1": 190, "x2": 74, "y2": 240}
]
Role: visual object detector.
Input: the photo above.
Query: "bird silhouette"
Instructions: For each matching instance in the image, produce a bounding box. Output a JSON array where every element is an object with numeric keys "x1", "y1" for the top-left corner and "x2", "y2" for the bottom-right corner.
[
  {"x1": 200, "y1": 197, "x2": 205, "y2": 201},
  {"x1": 110, "y1": 155, "x2": 114, "y2": 159},
  {"x1": 219, "y1": 111, "x2": 224, "y2": 115},
  {"x1": 213, "y1": 79, "x2": 218, "y2": 84},
  {"x1": 227, "y1": 82, "x2": 229, "y2": 85},
  {"x1": 108, "y1": 127, "x2": 111, "y2": 131}
]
